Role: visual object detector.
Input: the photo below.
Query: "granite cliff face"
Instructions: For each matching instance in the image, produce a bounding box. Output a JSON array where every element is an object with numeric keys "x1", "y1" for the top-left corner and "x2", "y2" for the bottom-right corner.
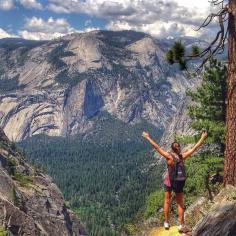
[
  {"x1": 0, "y1": 30, "x2": 197, "y2": 141},
  {"x1": 159, "y1": 96, "x2": 197, "y2": 150},
  {"x1": 0, "y1": 128, "x2": 86, "y2": 235}
]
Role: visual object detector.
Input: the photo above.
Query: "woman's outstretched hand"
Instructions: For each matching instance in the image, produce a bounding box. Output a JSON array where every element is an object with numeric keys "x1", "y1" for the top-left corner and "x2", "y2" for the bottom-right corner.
[
  {"x1": 142, "y1": 131, "x2": 171, "y2": 160},
  {"x1": 142, "y1": 131, "x2": 150, "y2": 139},
  {"x1": 201, "y1": 130, "x2": 208, "y2": 139}
]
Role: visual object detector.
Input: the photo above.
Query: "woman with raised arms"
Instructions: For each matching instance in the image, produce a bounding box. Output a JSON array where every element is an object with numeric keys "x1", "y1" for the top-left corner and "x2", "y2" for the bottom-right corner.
[{"x1": 142, "y1": 130, "x2": 208, "y2": 233}]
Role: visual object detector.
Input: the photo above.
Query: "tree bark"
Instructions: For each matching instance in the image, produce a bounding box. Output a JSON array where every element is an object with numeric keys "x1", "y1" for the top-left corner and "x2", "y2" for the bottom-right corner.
[{"x1": 224, "y1": 0, "x2": 236, "y2": 186}]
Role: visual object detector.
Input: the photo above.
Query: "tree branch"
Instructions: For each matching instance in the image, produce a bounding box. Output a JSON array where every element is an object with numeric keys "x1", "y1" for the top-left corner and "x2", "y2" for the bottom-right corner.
[{"x1": 189, "y1": 3, "x2": 229, "y2": 70}]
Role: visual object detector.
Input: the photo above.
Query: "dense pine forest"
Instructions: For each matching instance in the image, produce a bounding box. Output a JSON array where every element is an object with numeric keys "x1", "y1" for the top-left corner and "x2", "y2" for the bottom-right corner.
[
  {"x1": 16, "y1": 58, "x2": 228, "y2": 235},
  {"x1": 18, "y1": 112, "x2": 164, "y2": 235}
]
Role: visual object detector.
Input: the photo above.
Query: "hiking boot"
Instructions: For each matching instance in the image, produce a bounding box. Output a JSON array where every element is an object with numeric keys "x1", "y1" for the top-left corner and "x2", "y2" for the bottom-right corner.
[
  {"x1": 177, "y1": 224, "x2": 191, "y2": 234},
  {"x1": 164, "y1": 222, "x2": 170, "y2": 230}
]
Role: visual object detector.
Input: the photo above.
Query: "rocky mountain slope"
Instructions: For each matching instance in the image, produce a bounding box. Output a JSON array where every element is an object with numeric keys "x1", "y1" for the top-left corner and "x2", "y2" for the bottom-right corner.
[
  {"x1": 0, "y1": 30, "x2": 197, "y2": 141},
  {"x1": 0, "y1": 128, "x2": 86, "y2": 235},
  {"x1": 159, "y1": 95, "x2": 197, "y2": 150}
]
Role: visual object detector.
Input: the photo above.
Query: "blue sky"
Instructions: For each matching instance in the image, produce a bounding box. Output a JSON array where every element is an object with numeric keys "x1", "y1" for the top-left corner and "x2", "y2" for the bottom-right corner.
[{"x1": 0, "y1": 0, "x2": 220, "y2": 40}]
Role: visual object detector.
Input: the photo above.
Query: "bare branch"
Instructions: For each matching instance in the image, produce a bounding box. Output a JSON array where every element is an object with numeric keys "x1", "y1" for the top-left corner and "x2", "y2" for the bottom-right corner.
[
  {"x1": 187, "y1": 20, "x2": 224, "y2": 60},
  {"x1": 208, "y1": 0, "x2": 225, "y2": 7},
  {"x1": 167, "y1": 1, "x2": 229, "y2": 72},
  {"x1": 186, "y1": 2, "x2": 229, "y2": 71},
  {"x1": 195, "y1": 7, "x2": 228, "y2": 31},
  {"x1": 211, "y1": 15, "x2": 225, "y2": 55},
  {"x1": 195, "y1": 14, "x2": 216, "y2": 31}
]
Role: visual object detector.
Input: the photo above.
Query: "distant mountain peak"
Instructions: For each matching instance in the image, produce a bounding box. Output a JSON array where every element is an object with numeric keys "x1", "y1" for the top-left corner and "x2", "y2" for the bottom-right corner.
[{"x1": 0, "y1": 30, "x2": 198, "y2": 141}]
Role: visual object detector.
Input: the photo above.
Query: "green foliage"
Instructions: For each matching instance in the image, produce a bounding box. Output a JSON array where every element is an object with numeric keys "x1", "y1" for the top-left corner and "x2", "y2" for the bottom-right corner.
[
  {"x1": 18, "y1": 117, "x2": 163, "y2": 235},
  {"x1": 186, "y1": 58, "x2": 227, "y2": 146},
  {"x1": 166, "y1": 43, "x2": 201, "y2": 70},
  {"x1": 12, "y1": 172, "x2": 33, "y2": 187},
  {"x1": 47, "y1": 41, "x2": 75, "y2": 69},
  {"x1": 191, "y1": 46, "x2": 200, "y2": 56},
  {"x1": 99, "y1": 36, "x2": 133, "y2": 61},
  {"x1": 166, "y1": 50, "x2": 174, "y2": 64},
  {"x1": 179, "y1": 58, "x2": 187, "y2": 70},
  {"x1": 0, "y1": 75, "x2": 25, "y2": 92},
  {"x1": 178, "y1": 59, "x2": 226, "y2": 202},
  {"x1": 8, "y1": 158, "x2": 17, "y2": 167},
  {"x1": 144, "y1": 190, "x2": 164, "y2": 219},
  {"x1": 166, "y1": 41, "x2": 186, "y2": 70},
  {"x1": 172, "y1": 41, "x2": 185, "y2": 60},
  {"x1": 55, "y1": 69, "x2": 89, "y2": 87},
  {"x1": 184, "y1": 153, "x2": 224, "y2": 203},
  {"x1": 55, "y1": 61, "x2": 136, "y2": 89},
  {"x1": 73, "y1": 201, "x2": 116, "y2": 236},
  {"x1": 124, "y1": 223, "x2": 137, "y2": 235},
  {"x1": 0, "y1": 227, "x2": 7, "y2": 236}
]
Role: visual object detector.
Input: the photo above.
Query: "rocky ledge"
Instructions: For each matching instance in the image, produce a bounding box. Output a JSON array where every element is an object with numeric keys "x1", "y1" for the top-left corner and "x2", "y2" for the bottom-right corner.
[{"x1": 185, "y1": 185, "x2": 236, "y2": 236}]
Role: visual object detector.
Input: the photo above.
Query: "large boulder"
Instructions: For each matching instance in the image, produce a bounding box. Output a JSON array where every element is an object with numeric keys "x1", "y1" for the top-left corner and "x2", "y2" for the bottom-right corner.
[{"x1": 192, "y1": 185, "x2": 236, "y2": 236}]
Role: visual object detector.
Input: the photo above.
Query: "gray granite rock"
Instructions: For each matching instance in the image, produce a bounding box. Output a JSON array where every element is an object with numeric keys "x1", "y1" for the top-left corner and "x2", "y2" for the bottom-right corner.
[
  {"x1": 0, "y1": 30, "x2": 198, "y2": 141},
  {"x1": 193, "y1": 185, "x2": 236, "y2": 236},
  {"x1": 0, "y1": 128, "x2": 87, "y2": 236}
]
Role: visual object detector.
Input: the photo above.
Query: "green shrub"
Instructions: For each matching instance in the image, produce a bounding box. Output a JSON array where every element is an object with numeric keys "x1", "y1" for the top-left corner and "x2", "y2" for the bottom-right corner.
[
  {"x1": 0, "y1": 75, "x2": 25, "y2": 92},
  {"x1": 12, "y1": 172, "x2": 33, "y2": 187},
  {"x1": 0, "y1": 227, "x2": 7, "y2": 236},
  {"x1": 124, "y1": 223, "x2": 137, "y2": 235},
  {"x1": 55, "y1": 69, "x2": 89, "y2": 87},
  {"x1": 144, "y1": 190, "x2": 164, "y2": 219}
]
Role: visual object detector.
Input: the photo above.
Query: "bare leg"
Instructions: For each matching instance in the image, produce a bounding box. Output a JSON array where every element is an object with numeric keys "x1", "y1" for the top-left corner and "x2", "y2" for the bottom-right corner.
[
  {"x1": 175, "y1": 192, "x2": 184, "y2": 225},
  {"x1": 164, "y1": 192, "x2": 171, "y2": 223}
]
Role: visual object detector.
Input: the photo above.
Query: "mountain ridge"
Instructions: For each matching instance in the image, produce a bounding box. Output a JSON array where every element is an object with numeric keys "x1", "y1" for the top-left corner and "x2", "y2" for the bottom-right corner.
[{"x1": 0, "y1": 30, "x2": 198, "y2": 141}]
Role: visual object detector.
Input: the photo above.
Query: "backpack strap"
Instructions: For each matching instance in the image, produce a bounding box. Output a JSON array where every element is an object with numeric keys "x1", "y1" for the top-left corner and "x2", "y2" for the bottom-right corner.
[{"x1": 169, "y1": 152, "x2": 183, "y2": 163}]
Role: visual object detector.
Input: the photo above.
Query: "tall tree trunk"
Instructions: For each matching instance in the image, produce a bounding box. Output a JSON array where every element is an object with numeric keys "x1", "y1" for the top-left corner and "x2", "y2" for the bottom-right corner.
[{"x1": 224, "y1": 0, "x2": 236, "y2": 186}]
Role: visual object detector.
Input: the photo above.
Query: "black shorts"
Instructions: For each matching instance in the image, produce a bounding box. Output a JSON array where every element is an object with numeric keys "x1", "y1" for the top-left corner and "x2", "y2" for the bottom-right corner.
[{"x1": 164, "y1": 180, "x2": 185, "y2": 193}]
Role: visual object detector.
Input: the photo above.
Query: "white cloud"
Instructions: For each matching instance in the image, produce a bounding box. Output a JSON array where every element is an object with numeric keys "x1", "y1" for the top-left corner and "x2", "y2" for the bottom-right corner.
[
  {"x1": 47, "y1": 3, "x2": 70, "y2": 13},
  {"x1": 24, "y1": 17, "x2": 74, "y2": 34},
  {"x1": 107, "y1": 20, "x2": 209, "y2": 39},
  {"x1": 0, "y1": 0, "x2": 14, "y2": 10},
  {"x1": 0, "y1": 28, "x2": 18, "y2": 38},
  {"x1": 18, "y1": 30, "x2": 65, "y2": 40},
  {"x1": 46, "y1": 0, "x2": 218, "y2": 39},
  {"x1": 18, "y1": 16, "x2": 78, "y2": 40},
  {"x1": 19, "y1": 0, "x2": 43, "y2": 10},
  {"x1": 84, "y1": 27, "x2": 100, "y2": 32}
]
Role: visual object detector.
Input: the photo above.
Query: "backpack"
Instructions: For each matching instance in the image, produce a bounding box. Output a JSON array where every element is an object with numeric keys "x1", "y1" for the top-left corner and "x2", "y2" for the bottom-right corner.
[{"x1": 169, "y1": 153, "x2": 186, "y2": 188}]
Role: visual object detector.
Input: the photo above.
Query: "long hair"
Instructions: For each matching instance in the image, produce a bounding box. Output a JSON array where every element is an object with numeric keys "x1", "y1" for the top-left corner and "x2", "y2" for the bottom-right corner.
[{"x1": 171, "y1": 141, "x2": 183, "y2": 159}]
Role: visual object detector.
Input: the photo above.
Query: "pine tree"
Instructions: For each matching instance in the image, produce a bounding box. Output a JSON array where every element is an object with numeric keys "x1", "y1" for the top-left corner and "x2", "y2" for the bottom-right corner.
[
  {"x1": 166, "y1": 41, "x2": 187, "y2": 70},
  {"x1": 167, "y1": 0, "x2": 236, "y2": 186},
  {"x1": 177, "y1": 59, "x2": 227, "y2": 200},
  {"x1": 187, "y1": 59, "x2": 227, "y2": 151}
]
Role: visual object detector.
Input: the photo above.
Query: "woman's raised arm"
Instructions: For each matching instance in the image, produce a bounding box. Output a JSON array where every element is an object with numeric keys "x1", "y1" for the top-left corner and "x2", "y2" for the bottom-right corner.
[
  {"x1": 182, "y1": 131, "x2": 208, "y2": 160},
  {"x1": 142, "y1": 131, "x2": 172, "y2": 161}
]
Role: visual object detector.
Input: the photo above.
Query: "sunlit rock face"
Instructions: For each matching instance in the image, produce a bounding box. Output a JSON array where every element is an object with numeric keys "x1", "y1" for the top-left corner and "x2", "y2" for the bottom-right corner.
[{"x1": 0, "y1": 30, "x2": 198, "y2": 142}]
